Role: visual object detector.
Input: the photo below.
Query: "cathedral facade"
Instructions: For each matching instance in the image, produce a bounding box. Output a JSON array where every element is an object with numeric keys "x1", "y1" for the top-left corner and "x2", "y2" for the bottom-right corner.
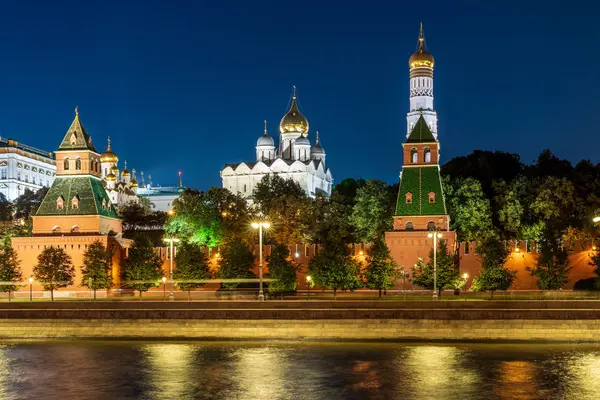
[{"x1": 221, "y1": 88, "x2": 333, "y2": 199}]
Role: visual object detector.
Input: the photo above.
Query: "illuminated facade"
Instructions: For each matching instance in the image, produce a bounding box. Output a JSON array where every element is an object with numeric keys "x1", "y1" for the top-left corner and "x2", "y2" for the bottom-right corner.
[
  {"x1": 221, "y1": 87, "x2": 333, "y2": 199},
  {"x1": 99, "y1": 138, "x2": 139, "y2": 209},
  {"x1": 0, "y1": 137, "x2": 55, "y2": 201}
]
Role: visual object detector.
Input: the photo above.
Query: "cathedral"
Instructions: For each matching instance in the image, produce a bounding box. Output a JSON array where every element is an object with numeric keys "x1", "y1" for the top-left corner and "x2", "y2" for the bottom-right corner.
[{"x1": 221, "y1": 88, "x2": 333, "y2": 199}]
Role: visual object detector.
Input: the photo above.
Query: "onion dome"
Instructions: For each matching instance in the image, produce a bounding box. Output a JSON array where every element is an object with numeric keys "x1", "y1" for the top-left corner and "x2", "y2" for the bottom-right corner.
[
  {"x1": 295, "y1": 134, "x2": 310, "y2": 147},
  {"x1": 409, "y1": 23, "x2": 434, "y2": 69},
  {"x1": 311, "y1": 131, "x2": 325, "y2": 155},
  {"x1": 130, "y1": 179, "x2": 139, "y2": 188},
  {"x1": 257, "y1": 120, "x2": 275, "y2": 147},
  {"x1": 111, "y1": 165, "x2": 118, "y2": 175},
  {"x1": 121, "y1": 161, "x2": 130, "y2": 177},
  {"x1": 105, "y1": 172, "x2": 116, "y2": 182},
  {"x1": 280, "y1": 86, "x2": 309, "y2": 135},
  {"x1": 100, "y1": 136, "x2": 118, "y2": 163}
]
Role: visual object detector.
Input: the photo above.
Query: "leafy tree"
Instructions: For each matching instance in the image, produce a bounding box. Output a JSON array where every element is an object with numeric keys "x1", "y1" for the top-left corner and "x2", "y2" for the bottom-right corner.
[
  {"x1": 470, "y1": 237, "x2": 516, "y2": 298},
  {"x1": 217, "y1": 241, "x2": 255, "y2": 289},
  {"x1": 444, "y1": 177, "x2": 494, "y2": 242},
  {"x1": 331, "y1": 178, "x2": 366, "y2": 207},
  {"x1": 350, "y1": 180, "x2": 393, "y2": 243},
  {"x1": 174, "y1": 241, "x2": 212, "y2": 300},
  {"x1": 527, "y1": 229, "x2": 571, "y2": 290},
  {"x1": 530, "y1": 176, "x2": 580, "y2": 230},
  {"x1": 123, "y1": 234, "x2": 163, "y2": 299},
  {"x1": 308, "y1": 193, "x2": 355, "y2": 248},
  {"x1": 0, "y1": 239, "x2": 22, "y2": 301},
  {"x1": 0, "y1": 193, "x2": 12, "y2": 222},
  {"x1": 309, "y1": 239, "x2": 362, "y2": 298},
  {"x1": 266, "y1": 243, "x2": 300, "y2": 296},
  {"x1": 33, "y1": 247, "x2": 75, "y2": 301},
  {"x1": 364, "y1": 238, "x2": 397, "y2": 297},
  {"x1": 590, "y1": 249, "x2": 600, "y2": 290},
  {"x1": 80, "y1": 241, "x2": 113, "y2": 299},
  {"x1": 493, "y1": 180, "x2": 524, "y2": 239},
  {"x1": 14, "y1": 187, "x2": 48, "y2": 220},
  {"x1": 411, "y1": 240, "x2": 458, "y2": 297},
  {"x1": 253, "y1": 174, "x2": 306, "y2": 212}
]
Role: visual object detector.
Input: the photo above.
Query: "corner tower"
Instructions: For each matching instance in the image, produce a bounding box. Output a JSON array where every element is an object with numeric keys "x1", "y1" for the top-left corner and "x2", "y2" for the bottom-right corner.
[{"x1": 406, "y1": 24, "x2": 438, "y2": 139}]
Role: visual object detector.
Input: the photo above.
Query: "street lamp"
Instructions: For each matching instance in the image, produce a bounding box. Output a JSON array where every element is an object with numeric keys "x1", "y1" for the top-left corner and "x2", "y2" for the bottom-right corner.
[
  {"x1": 306, "y1": 276, "x2": 312, "y2": 299},
  {"x1": 162, "y1": 276, "x2": 167, "y2": 300},
  {"x1": 462, "y1": 272, "x2": 469, "y2": 301},
  {"x1": 594, "y1": 216, "x2": 600, "y2": 223},
  {"x1": 251, "y1": 221, "x2": 271, "y2": 301},
  {"x1": 28, "y1": 277, "x2": 33, "y2": 302},
  {"x1": 167, "y1": 209, "x2": 175, "y2": 216},
  {"x1": 427, "y1": 232, "x2": 443, "y2": 300},
  {"x1": 162, "y1": 237, "x2": 180, "y2": 300}
]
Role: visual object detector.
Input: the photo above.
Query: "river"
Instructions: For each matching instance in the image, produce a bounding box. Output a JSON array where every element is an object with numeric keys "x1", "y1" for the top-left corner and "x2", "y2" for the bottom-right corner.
[{"x1": 0, "y1": 341, "x2": 598, "y2": 399}]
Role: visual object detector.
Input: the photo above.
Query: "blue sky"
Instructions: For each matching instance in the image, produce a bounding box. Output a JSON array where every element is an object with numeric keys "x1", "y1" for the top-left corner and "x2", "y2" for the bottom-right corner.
[{"x1": 0, "y1": 0, "x2": 597, "y2": 188}]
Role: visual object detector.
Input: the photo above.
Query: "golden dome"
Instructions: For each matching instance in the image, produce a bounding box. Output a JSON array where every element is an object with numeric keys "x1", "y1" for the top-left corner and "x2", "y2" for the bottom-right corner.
[
  {"x1": 130, "y1": 179, "x2": 138, "y2": 188},
  {"x1": 111, "y1": 165, "x2": 118, "y2": 174},
  {"x1": 121, "y1": 161, "x2": 130, "y2": 177},
  {"x1": 279, "y1": 86, "x2": 309, "y2": 135},
  {"x1": 409, "y1": 24, "x2": 434, "y2": 69},
  {"x1": 100, "y1": 137, "x2": 119, "y2": 163},
  {"x1": 105, "y1": 172, "x2": 116, "y2": 182}
]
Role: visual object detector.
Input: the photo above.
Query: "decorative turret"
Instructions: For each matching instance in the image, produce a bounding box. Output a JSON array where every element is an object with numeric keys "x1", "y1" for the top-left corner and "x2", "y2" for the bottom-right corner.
[
  {"x1": 311, "y1": 130, "x2": 326, "y2": 163},
  {"x1": 121, "y1": 160, "x2": 131, "y2": 184},
  {"x1": 256, "y1": 120, "x2": 276, "y2": 162},
  {"x1": 294, "y1": 134, "x2": 311, "y2": 161}
]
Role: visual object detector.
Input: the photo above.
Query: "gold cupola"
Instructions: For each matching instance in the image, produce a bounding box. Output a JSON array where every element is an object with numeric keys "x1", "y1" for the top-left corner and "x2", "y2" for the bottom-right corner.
[
  {"x1": 121, "y1": 160, "x2": 130, "y2": 177},
  {"x1": 111, "y1": 164, "x2": 118, "y2": 175},
  {"x1": 279, "y1": 86, "x2": 309, "y2": 135},
  {"x1": 100, "y1": 136, "x2": 119, "y2": 163},
  {"x1": 105, "y1": 172, "x2": 116, "y2": 182},
  {"x1": 409, "y1": 23, "x2": 434, "y2": 69}
]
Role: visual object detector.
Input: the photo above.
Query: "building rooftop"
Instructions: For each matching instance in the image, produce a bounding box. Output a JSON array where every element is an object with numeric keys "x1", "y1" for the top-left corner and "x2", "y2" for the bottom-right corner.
[{"x1": 0, "y1": 137, "x2": 55, "y2": 160}]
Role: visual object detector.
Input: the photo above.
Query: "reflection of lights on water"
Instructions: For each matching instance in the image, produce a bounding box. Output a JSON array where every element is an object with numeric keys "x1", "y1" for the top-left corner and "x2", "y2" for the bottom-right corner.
[
  {"x1": 143, "y1": 344, "x2": 193, "y2": 399},
  {"x1": 495, "y1": 361, "x2": 537, "y2": 399},
  {"x1": 234, "y1": 347, "x2": 286, "y2": 398},
  {"x1": 562, "y1": 353, "x2": 600, "y2": 397}
]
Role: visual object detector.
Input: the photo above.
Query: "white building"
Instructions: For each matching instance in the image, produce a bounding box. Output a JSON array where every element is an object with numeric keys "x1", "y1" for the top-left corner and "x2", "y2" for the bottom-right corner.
[
  {"x1": 136, "y1": 184, "x2": 183, "y2": 212},
  {"x1": 98, "y1": 137, "x2": 139, "y2": 208},
  {"x1": 221, "y1": 87, "x2": 333, "y2": 199},
  {"x1": 0, "y1": 137, "x2": 56, "y2": 201}
]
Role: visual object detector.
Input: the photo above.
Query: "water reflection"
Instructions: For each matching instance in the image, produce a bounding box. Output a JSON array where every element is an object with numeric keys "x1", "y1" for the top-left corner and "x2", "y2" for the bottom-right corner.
[{"x1": 0, "y1": 341, "x2": 596, "y2": 399}]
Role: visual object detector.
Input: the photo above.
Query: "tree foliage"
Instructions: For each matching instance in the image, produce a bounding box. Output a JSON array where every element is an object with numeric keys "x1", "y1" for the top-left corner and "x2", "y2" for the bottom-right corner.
[
  {"x1": 33, "y1": 247, "x2": 75, "y2": 301},
  {"x1": 444, "y1": 177, "x2": 494, "y2": 242},
  {"x1": 309, "y1": 239, "x2": 362, "y2": 298},
  {"x1": 217, "y1": 241, "x2": 255, "y2": 289},
  {"x1": 14, "y1": 187, "x2": 48, "y2": 220},
  {"x1": 80, "y1": 241, "x2": 113, "y2": 299},
  {"x1": 350, "y1": 180, "x2": 394, "y2": 243},
  {"x1": 411, "y1": 240, "x2": 458, "y2": 297},
  {"x1": 364, "y1": 238, "x2": 397, "y2": 297},
  {"x1": 123, "y1": 234, "x2": 163, "y2": 298},
  {"x1": 266, "y1": 243, "x2": 300, "y2": 296},
  {"x1": 174, "y1": 241, "x2": 212, "y2": 298},
  {"x1": 0, "y1": 238, "x2": 22, "y2": 300},
  {"x1": 527, "y1": 228, "x2": 572, "y2": 290},
  {"x1": 470, "y1": 237, "x2": 516, "y2": 297}
]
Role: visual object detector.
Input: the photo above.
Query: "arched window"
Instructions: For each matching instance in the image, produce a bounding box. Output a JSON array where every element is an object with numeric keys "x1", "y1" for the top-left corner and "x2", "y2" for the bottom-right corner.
[
  {"x1": 71, "y1": 225, "x2": 80, "y2": 233},
  {"x1": 52, "y1": 226, "x2": 61, "y2": 233},
  {"x1": 405, "y1": 192, "x2": 413, "y2": 204},
  {"x1": 428, "y1": 192, "x2": 436, "y2": 203},
  {"x1": 411, "y1": 148, "x2": 418, "y2": 163},
  {"x1": 56, "y1": 196, "x2": 64, "y2": 210},
  {"x1": 75, "y1": 158, "x2": 82, "y2": 170},
  {"x1": 71, "y1": 196, "x2": 79, "y2": 209},
  {"x1": 424, "y1": 147, "x2": 431, "y2": 163},
  {"x1": 64, "y1": 158, "x2": 69, "y2": 170},
  {"x1": 405, "y1": 222, "x2": 414, "y2": 231},
  {"x1": 427, "y1": 221, "x2": 436, "y2": 231}
]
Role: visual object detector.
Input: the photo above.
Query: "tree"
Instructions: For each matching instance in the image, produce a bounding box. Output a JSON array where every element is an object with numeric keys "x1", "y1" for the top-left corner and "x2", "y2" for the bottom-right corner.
[
  {"x1": 123, "y1": 234, "x2": 163, "y2": 299},
  {"x1": 80, "y1": 241, "x2": 113, "y2": 300},
  {"x1": 33, "y1": 247, "x2": 75, "y2": 301},
  {"x1": 266, "y1": 244, "x2": 300, "y2": 296},
  {"x1": 13, "y1": 187, "x2": 48, "y2": 220},
  {"x1": 444, "y1": 177, "x2": 494, "y2": 242},
  {"x1": 309, "y1": 239, "x2": 362, "y2": 298},
  {"x1": 364, "y1": 238, "x2": 397, "y2": 297},
  {"x1": 174, "y1": 241, "x2": 212, "y2": 300},
  {"x1": 217, "y1": 241, "x2": 255, "y2": 289},
  {"x1": 411, "y1": 240, "x2": 458, "y2": 297},
  {"x1": 527, "y1": 229, "x2": 572, "y2": 290},
  {"x1": 0, "y1": 193, "x2": 12, "y2": 222},
  {"x1": 470, "y1": 237, "x2": 516, "y2": 298},
  {"x1": 0, "y1": 239, "x2": 22, "y2": 301},
  {"x1": 350, "y1": 180, "x2": 393, "y2": 243},
  {"x1": 590, "y1": 249, "x2": 600, "y2": 290},
  {"x1": 531, "y1": 176, "x2": 580, "y2": 231}
]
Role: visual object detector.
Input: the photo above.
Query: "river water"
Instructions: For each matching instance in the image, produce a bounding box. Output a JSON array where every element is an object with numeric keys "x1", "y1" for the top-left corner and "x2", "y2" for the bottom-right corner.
[{"x1": 0, "y1": 341, "x2": 598, "y2": 399}]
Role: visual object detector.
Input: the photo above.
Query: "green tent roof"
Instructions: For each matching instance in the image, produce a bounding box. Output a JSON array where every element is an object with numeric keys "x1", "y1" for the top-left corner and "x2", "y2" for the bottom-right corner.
[
  {"x1": 395, "y1": 166, "x2": 447, "y2": 216},
  {"x1": 406, "y1": 114, "x2": 436, "y2": 143},
  {"x1": 57, "y1": 112, "x2": 97, "y2": 152},
  {"x1": 36, "y1": 175, "x2": 118, "y2": 218}
]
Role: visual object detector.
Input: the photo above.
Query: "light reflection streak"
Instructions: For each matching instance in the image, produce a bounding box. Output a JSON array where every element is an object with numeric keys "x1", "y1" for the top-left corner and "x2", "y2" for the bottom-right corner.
[{"x1": 143, "y1": 344, "x2": 193, "y2": 399}]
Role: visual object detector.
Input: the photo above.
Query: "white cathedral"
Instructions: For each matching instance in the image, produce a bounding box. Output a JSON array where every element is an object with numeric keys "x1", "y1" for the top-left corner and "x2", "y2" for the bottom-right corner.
[{"x1": 221, "y1": 88, "x2": 333, "y2": 199}]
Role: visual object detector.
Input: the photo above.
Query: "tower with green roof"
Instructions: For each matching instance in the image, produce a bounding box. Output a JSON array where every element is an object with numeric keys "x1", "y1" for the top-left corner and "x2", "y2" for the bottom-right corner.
[
  {"x1": 32, "y1": 108, "x2": 122, "y2": 235},
  {"x1": 393, "y1": 113, "x2": 449, "y2": 231}
]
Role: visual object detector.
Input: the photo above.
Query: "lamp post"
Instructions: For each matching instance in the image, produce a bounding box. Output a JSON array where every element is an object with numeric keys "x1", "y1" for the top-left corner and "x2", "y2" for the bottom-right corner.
[
  {"x1": 28, "y1": 277, "x2": 33, "y2": 302},
  {"x1": 251, "y1": 221, "x2": 271, "y2": 301},
  {"x1": 462, "y1": 272, "x2": 469, "y2": 301},
  {"x1": 306, "y1": 276, "x2": 312, "y2": 299},
  {"x1": 162, "y1": 237, "x2": 180, "y2": 300},
  {"x1": 162, "y1": 276, "x2": 167, "y2": 300},
  {"x1": 427, "y1": 232, "x2": 443, "y2": 300}
]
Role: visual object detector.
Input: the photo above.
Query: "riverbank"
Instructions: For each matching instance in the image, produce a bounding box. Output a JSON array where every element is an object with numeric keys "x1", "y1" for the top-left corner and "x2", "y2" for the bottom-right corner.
[{"x1": 1, "y1": 301, "x2": 599, "y2": 341}]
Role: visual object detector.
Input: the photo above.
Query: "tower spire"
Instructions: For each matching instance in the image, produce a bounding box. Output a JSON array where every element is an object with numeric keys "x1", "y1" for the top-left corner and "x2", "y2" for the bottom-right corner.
[
  {"x1": 316, "y1": 130, "x2": 320, "y2": 145},
  {"x1": 418, "y1": 23, "x2": 425, "y2": 50},
  {"x1": 263, "y1": 120, "x2": 268, "y2": 136},
  {"x1": 292, "y1": 85, "x2": 297, "y2": 99},
  {"x1": 75, "y1": 106, "x2": 79, "y2": 117}
]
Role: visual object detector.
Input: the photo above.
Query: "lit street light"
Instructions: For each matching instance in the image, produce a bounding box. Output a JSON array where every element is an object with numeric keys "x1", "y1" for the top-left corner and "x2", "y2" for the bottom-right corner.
[
  {"x1": 251, "y1": 221, "x2": 271, "y2": 301},
  {"x1": 28, "y1": 277, "x2": 33, "y2": 302},
  {"x1": 306, "y1": 275, "x2": 312, "y2": 299},
  {"x1": 427, "y1": 232, "x2": 443, "y2": 300},
  {"x1": 162, "y1": 276, "x2": 167, "y2": 300},
  {"x1": 162, "y1": 237, "x2": 180, "y2": 300},
  {"x1": 462, "y1": 272, "x2": 469, "y2": 301}
]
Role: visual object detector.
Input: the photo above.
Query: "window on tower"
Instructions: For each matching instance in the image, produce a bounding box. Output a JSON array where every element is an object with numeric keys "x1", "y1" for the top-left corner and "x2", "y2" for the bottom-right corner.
[
  {"x1": 64, "y1": 158, "x2": 69, "y2": 170},
  {"x1": 75, "y1": 158, "x2": 82, "y2": 170},
  {"x1": 428, "y1": 192, "x2": 435, "y2": 204},
  {"x1": 427, "y1": 221, "x2": 436, "y2": 231},
  {"x1": 424, "y1": 147, "x2": 431, "y2": 163},
  {"x1": 56, "y1": 196, "x2": 64, "y2": 210},
  {"x1": 411, "y1": 148, "x2": 418, "y2": 163},
  {"x1": 405, "y1": 221, "x2": 414, "y2": 231},
  {"x1": 405, "y1": 192, "x2": 413, "y2": 204}
]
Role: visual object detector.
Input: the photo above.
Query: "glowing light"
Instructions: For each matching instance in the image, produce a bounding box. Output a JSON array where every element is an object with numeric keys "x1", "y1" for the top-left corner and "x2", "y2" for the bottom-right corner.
[
  {"x1": 251, "y1": 222, "x2": 259, "y2": 229},
  {"x1": 515, "y1": 247, "x2": 520, "y2": 253},
  {"x1": 462, "y1": 273, "x2": 468, "y2": 280},
  {"x1": 28, "y1": 277, "x2": 33, "y2": 284},
  {"x1": 295, "y1": 252, "x2": 300, "y2": 258},
  {"x1": 215, "y1": 252, "x2": 220, "y2": 259},
  {"x1": 162, "y1": 276, "x2": 167, "y2": 284},
  {"x1": 359, "y1": 250, "x2": 364, "y2": 256},
  {"x1": 306, "y1": 276, "x2": 312, "y2": 282},
  {"x1": 263, "y1": 222, "x2": 271, "y2": 229},
  {"x1": 593, "y1": 216, "x2": 600, "y2": 223},
  {"x1": 427, "y1": 232, "x2": 442, "y2": 238},
  {"x1": 167, "y1": 209, "x2": 174, "y2": 216},
  {"x1": 593, "y1": 245, "x2": 597, "y2": 251}
]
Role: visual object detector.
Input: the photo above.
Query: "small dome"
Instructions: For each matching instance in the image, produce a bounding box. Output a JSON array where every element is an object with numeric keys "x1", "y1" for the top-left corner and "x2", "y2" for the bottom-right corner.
[
  {"x1": 111, "y1": 165, "x2": 118, "y2": 174},
  {"x1": 295, "y1": 135, "x2": 310, "y2": 147},
  {"x1": 100, "y1": 137, "x2": 118, "y2": 163},
  {"x1": 409, "y1": 24, "x2": 434, "y2": 69},
  {"x1": 311, "y1": 131, "x2": 325, "y2": 154},
  {"x1": 257, "y1": 134, "x2": 274, "y2": 147},
  {"x1": 122, "y1": 168, "x2": 130, "y2": 177},
  {"x1": 130, "y1": 179, "x2": 139, "y2": 188},
  {"x1": 105, "y1": 172, "x2": 116, "y2": 182},
  {"x1": 280, "y1": 87, "x2": 309, "y2": 135}
]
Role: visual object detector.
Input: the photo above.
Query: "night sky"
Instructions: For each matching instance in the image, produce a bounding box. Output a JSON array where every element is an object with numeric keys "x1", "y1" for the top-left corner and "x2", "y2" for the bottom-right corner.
[{"x1": 0, "y1": 0, "x2": 597, "y2": 189}]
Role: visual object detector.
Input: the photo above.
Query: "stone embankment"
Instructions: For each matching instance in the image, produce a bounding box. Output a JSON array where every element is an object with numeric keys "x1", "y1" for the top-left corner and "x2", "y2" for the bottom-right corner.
[{"x1": 0, "y1": 301, "x2": 599, "y2": 341}]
